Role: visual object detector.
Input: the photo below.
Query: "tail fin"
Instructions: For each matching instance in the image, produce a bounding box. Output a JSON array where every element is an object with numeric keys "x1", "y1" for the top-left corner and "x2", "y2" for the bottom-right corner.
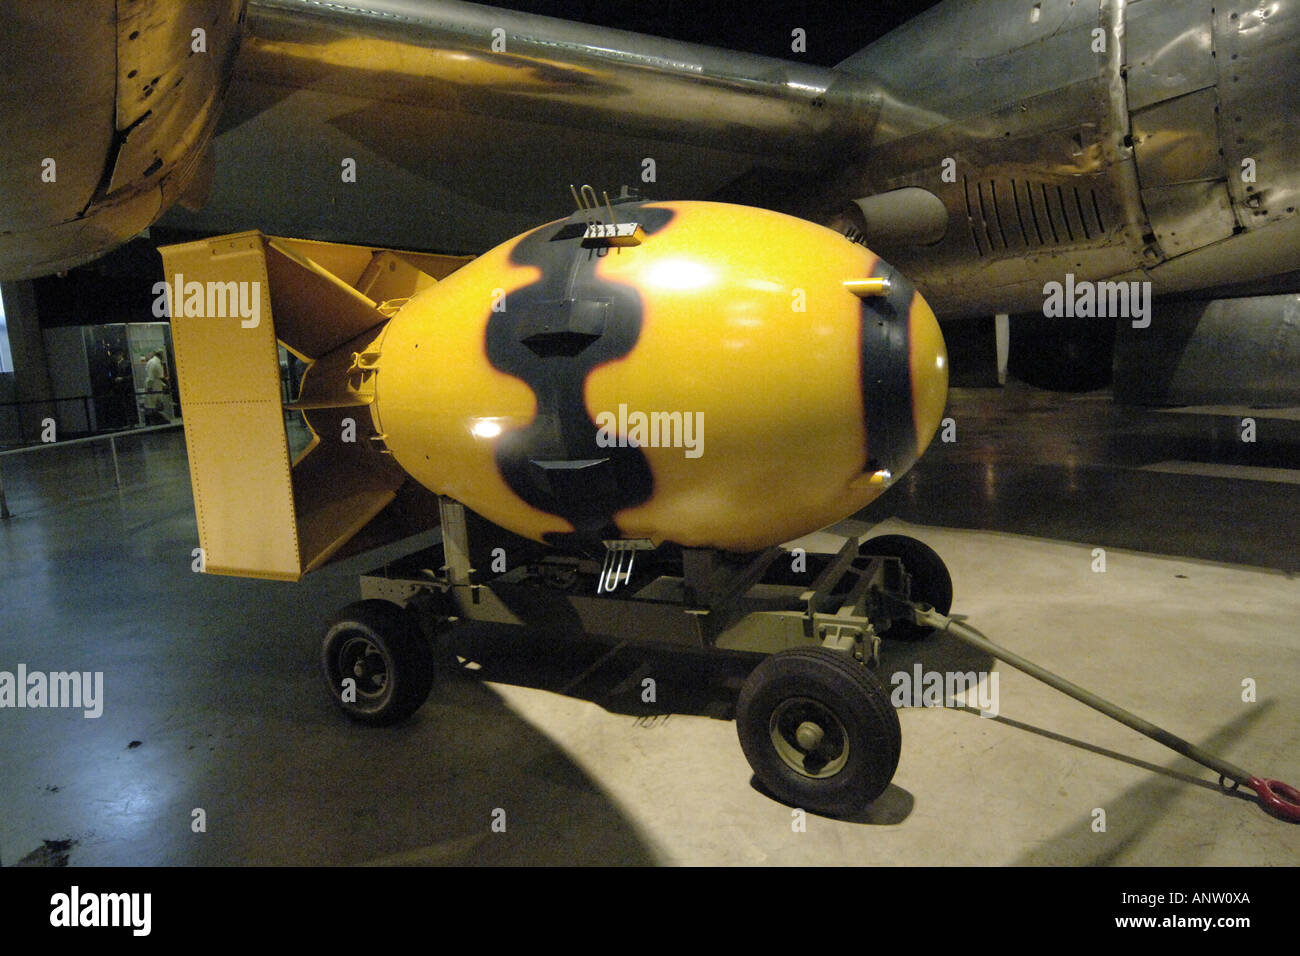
[{"x1": 160, "y1": 231, "x2": 471, "y2": 580}]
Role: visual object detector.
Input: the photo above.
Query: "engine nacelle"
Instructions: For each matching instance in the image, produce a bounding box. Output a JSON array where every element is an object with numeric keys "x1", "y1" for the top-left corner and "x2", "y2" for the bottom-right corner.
[{"x1": 0, "y1": 0, "x2": 244, "y2": 279}]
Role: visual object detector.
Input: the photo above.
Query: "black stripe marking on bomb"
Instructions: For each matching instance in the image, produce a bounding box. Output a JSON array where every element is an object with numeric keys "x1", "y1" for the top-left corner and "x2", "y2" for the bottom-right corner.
[
  {"x1": 857, "y1": 257, "x2": 919, "y2": 477},
  {"x1": 485, "y1": 204, "x2": 676, "y2": 551}
]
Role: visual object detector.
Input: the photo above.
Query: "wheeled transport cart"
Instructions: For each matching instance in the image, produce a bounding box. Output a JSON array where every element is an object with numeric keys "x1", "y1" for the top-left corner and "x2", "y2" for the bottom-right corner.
[{"x1": 320, "y1": 498, "x2": 952, "y2": 817}]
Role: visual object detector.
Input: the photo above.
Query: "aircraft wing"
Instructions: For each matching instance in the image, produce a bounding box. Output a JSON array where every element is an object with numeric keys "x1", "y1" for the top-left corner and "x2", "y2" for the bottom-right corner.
[{"x1": 158, "y1": 0, "x2": 886, "y2": 253}]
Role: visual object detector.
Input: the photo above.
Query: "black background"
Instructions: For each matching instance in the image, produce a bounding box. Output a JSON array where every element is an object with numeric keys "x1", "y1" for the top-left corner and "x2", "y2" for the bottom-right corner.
[
  {"x1": 1, "y1": 865, "x2": 1285, "y2": 940},
  {"x1": 487, "y1": 0, "x2": 945, "y2": 65}
]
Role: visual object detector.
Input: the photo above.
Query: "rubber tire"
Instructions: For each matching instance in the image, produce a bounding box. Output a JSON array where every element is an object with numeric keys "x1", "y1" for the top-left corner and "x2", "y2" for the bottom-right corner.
[
  {"x1": 860, "y1": 534, "x2": 953, "y2": 640},
  {"x1": 321, "y1": 600, "x2": 436, "y2": 726},
  {"x1": 736, "y1": 646, "x2": 901, "y2": 817}
]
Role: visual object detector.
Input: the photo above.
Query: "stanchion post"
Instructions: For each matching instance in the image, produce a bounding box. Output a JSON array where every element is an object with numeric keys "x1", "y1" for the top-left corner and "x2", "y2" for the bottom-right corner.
[{"x1": 110, "y1": 435, "x2": 122, "y2": 489}]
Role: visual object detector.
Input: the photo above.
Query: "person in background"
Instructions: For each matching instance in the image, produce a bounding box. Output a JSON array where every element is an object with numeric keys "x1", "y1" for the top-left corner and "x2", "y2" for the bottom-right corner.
[
  {"x1": 142, "y1": 349, "x2": 170, "y2": 425},
  {"x1": 109, "y1": 348, "x2": 136, "y2": 427},
  {"x1": 92, "y1": 343, "x2": 116, "y2": 428}
]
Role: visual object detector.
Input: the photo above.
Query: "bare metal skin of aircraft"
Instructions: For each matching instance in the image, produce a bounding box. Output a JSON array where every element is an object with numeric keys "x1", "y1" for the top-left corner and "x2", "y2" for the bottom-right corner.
[{"x1": 4, "y1": 0, "x2": 1298, "y2": 319}]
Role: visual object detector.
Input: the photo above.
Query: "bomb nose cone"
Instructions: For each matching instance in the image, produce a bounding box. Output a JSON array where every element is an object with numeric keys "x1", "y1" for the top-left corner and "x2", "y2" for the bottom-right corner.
[{"x1": 908, "y1": 294, "x2": 948, "y2": 456}]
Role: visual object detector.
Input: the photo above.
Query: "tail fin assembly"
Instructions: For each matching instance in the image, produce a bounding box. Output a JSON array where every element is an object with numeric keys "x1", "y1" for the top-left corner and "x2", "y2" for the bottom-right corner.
[{"x1": 160, "y1": 232, "x2": 471, "y2": 580}]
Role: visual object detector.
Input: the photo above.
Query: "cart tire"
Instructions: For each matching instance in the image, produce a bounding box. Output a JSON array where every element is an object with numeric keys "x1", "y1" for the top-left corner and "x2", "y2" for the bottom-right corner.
[
  {"x1": 736, "y1": 646, "x2": 901, "y2": 817},
  {"x1": 860, "y1": 533, "x2": 953, "y2": 640},
  {"x1": 321, "y1": 600, "x2": 435, "y2": 726}
]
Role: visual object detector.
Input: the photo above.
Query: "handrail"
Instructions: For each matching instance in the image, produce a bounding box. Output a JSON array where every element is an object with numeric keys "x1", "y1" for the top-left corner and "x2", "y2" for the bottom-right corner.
[
  {"x1": 0, "y1": 421, "x2": 183, "y2": 520},
  {"x1": 0, "y1": 391, "x2": 152, "y2": 406},
  {"x1": 0, "y1": 390, "x2": 169, "y2": 447},
  {"x1": 0, "y1": 421, "x2": 182, "y2": 457}
]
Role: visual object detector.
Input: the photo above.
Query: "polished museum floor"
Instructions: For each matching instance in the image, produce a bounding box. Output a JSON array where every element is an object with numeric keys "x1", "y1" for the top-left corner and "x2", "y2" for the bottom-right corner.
[{"x1": 2, "y1": 383, "x2": 1297, "y2": 865}]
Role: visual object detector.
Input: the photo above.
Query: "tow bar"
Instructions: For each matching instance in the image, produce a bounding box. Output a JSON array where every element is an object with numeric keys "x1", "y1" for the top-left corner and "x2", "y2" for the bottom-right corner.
[{"x1": 912, "y1": 603, "x2": 1300, "y2": 822}]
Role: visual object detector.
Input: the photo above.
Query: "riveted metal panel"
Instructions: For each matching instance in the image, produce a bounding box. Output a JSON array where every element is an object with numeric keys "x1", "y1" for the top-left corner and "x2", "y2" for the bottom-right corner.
[
  {"x1": 1215, "y1": 0, "x2": 1300, "y2": 233},
  {"x1": 107, "y1": 0, "x2": 245, "y2": 196},
  {"x1": 1141, "y1": 180, "x2": 1237, "y2": 255},
  {"x1": 161, "y1": 231, "x2": 300, "y2": 580},
  {"x1": 1125, "y1": 0, "x2": 1217, "y2": 111},
  {"x1": 832, "y1": 0, "x2": 1151, "y2": 315},
  {"x1": 1131, "y1": 88, "x2": 1224, "y2": 187}
]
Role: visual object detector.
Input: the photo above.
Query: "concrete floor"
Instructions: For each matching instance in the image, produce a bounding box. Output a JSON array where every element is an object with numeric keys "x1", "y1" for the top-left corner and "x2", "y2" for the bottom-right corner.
[{"x1": 1, "y1": 383, "x2": 1298, "y2": 865}]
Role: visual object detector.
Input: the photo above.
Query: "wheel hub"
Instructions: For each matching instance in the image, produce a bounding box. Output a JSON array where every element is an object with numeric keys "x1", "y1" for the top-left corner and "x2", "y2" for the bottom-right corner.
[
  {"x1": 795, "y1": 721, "x2": 824, "y2": 750},
  {"x1": 770, "y1": 697, "x2": 849, "y2": 779},
  {"x1": 339, "y1": 636, "x2": 389, "y2": 698}
]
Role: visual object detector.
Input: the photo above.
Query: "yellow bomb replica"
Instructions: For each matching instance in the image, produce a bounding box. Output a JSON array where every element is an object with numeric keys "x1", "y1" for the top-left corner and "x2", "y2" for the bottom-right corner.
[{"x1": 366, "y1": 200, "x2": 947, "y2": 553}]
